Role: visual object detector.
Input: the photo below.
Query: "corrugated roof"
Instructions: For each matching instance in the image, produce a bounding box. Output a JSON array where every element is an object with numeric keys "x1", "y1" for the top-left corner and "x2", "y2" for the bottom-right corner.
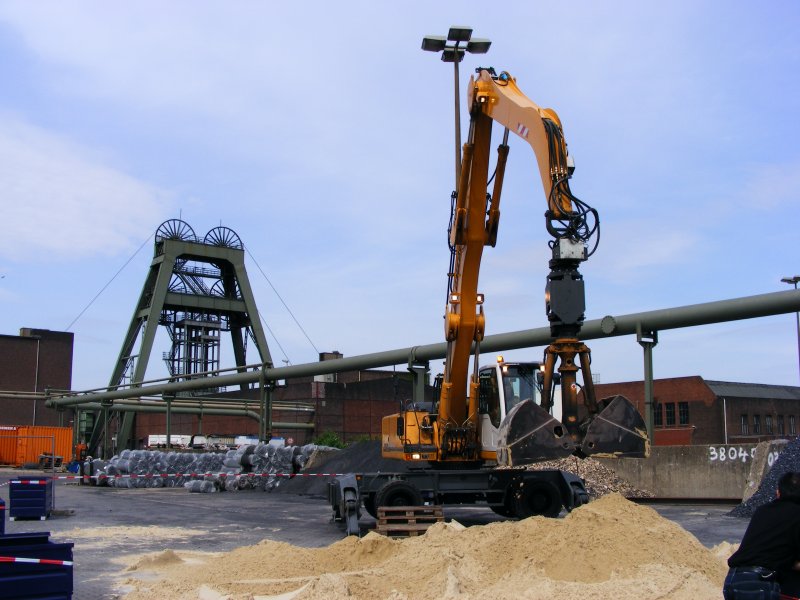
[{"x1": 704, "y1": 380, "x2": 800, "y2": 401}]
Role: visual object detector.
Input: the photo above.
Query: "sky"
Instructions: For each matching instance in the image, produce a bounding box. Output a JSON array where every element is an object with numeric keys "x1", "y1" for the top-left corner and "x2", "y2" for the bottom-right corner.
[{"x1": 0, "y1": 1, "x2": 799, "y2": 392}]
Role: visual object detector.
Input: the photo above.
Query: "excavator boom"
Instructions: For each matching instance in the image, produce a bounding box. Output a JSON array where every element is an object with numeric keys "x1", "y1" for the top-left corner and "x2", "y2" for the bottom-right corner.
[{"x1": 381, "y1": 65, "x2": 648, "y2": 468}]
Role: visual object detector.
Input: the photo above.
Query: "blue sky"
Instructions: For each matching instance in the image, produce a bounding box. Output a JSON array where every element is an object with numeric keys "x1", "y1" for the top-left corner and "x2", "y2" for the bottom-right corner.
[{"x1": 0, "y1": 2, "x2": 798, "y2": 391}]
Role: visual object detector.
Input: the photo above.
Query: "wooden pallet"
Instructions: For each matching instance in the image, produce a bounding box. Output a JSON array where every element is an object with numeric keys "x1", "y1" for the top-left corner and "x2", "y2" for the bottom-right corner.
[{"x1": 376, "y1": 505, "x2": 444, "y2": 537}]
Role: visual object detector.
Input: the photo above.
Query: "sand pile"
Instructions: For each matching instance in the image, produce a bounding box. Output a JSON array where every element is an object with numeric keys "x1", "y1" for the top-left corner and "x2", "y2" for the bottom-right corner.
[{"x1": 117, "y1": 494, "x2": 728, "y2": 600}]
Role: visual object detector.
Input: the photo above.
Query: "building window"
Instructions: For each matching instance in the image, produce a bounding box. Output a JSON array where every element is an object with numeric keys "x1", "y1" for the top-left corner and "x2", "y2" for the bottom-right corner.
[
  {"x1": 778, "y1": 415, "x2": 785, "y2": 436},
  {"x1": 741, "y1": 415, "x2": 749, "y2": 435},
  {"x1": 753, "y1": 415, "x2": 761, "y2": 435},
  {"x1": 791, "y1": 416, "x2": 797, "y2": 436},
  {"x1": 665, "y1": 403, "x2": 676, "y2": 426},
  {"x1": 679, "y1": 402, "x2": 689, "y2": 426},
  {"x1": 766, "y1": 415, "x2": 773, "y2": 435},
  {"x1": 653, "y1": 402, "x2": 662, "y2": 427}
]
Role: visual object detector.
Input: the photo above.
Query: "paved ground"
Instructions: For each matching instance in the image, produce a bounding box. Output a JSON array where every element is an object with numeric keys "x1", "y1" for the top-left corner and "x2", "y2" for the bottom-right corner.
[{"x1": 0, "y1": 470, "x2": 750, "y2": 599}]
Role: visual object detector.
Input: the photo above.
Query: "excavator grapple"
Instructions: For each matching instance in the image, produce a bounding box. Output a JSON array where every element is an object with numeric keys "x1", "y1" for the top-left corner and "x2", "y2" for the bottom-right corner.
[
  {"x1": 496, "y1": 400, "x2": 575, "y2": 465},
  {"x1": 496, "y1": 394, "x2": 649, "y2": 466},
  {"x1": 580, "y1": 395, "x2": 650, "y2": 458}
]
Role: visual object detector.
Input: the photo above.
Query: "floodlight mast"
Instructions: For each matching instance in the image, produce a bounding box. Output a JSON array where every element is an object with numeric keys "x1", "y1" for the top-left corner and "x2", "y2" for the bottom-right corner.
[
  {"x1": 782, "y1": 275, "x2": 800, "y2": 382},
  {"x1": 422, "y1": 27, "x2": 491, "y2": 192}
]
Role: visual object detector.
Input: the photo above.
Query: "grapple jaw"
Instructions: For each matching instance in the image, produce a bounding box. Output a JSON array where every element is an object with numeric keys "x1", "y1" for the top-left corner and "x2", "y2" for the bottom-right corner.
[
  {"x1": 496, "y1": 394, "x2": 650, "y2": 467},
  {"x1": 580, "y1": 395, "x2": 650, "y2": 458},
  {"x1": 496, "y1": 400, "x2": 576, "y2": 466}
]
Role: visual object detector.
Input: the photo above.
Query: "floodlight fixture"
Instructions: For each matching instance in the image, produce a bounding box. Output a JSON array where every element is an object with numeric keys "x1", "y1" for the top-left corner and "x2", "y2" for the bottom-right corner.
[
  {"x1": 422, "y1": 35, "x2": 447, "y2": 53},
  {"x1": 447, "y1": 26, "x2": 473, "y2": 43},
  {"x1": 421, "y1": 26, "x2": 491, "y2": 192},
  {"x1": 442, "y1": 47, "x2": 466, "y2": 63},
  {"x1": 467, "y1": 38, "x2": 492, "y2": 54}
]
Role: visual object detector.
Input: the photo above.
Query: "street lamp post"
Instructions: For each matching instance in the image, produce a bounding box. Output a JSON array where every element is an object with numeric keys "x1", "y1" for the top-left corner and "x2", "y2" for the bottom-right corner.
[
  {"x1": 782, "y1": 276, "x2": 800, "y2": 383},
  {"x1": 422, "y1": 27, "x2": 491, "y2": 193}
]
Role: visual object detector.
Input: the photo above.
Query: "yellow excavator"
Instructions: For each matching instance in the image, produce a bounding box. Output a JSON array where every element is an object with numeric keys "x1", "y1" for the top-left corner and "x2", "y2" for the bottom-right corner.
[
  {"x1": 330, "y1": 66, "x2": 648, "y2": 535},
  {"x1": 380, "y1": 67, "x2": 649, "y2": 468}
]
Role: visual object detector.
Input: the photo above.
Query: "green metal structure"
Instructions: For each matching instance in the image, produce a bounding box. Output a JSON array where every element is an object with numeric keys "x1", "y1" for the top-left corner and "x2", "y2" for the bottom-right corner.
[{"x1": 88, "y1": 219, "x2": 272, "y2": 453}]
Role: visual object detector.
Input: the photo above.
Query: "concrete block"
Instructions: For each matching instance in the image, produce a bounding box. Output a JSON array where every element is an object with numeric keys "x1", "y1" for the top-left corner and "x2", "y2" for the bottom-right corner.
[
  {"x1": 741, "y1": 439, "x2": 788, "y2": 502},
  {"x1": 597, "y1": 444, "x2": 760, "y2": 500}
]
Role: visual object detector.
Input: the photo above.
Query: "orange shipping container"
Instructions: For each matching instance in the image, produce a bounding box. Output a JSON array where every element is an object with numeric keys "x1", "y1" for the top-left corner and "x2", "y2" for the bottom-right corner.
[
  {"x1": 15, "y1": 426, "x2": 73, "y2": 467},
  {"x1": 0, "y1": 426, "x2": 19, "y2": 465}
]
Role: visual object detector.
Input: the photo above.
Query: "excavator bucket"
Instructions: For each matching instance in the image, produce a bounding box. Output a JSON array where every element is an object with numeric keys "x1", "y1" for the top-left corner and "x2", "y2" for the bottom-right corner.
[
  {"x1": 496, "y1": 400, "x2": 576, "y2": 466},
  {"x1": 580, "y1": 395, "x2": 650, "y2": 458}
]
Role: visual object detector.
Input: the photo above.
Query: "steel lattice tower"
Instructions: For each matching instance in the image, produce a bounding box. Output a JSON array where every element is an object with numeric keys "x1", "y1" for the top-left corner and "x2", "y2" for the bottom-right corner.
[{"x1": 89, "y1": 219, "x2": 272, "y2": 451}]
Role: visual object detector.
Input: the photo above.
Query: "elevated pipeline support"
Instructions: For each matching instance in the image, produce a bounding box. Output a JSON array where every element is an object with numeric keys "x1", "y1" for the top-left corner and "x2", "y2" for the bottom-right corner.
[{"x1": 47, "y1": 289, "x2": 800, "y2": 409}]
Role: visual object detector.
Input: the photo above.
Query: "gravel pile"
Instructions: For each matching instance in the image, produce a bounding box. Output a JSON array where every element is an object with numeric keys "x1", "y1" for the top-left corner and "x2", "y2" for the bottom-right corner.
[
  {"x1": 529, "y1": 457, "x2": 655, "y2": 499},
  {"x1": 730, "y1": 436, "x2": 800, "y2": 518}
]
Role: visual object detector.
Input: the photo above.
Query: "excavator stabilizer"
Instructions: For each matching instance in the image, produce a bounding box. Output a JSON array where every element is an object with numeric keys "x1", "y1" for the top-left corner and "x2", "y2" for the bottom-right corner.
[
  {"x1": 496, "y1": 400, "x2": 576, "y2": 466},
  {"x1": 580, "y1": 395, "x2": 650, "y2": 458}
]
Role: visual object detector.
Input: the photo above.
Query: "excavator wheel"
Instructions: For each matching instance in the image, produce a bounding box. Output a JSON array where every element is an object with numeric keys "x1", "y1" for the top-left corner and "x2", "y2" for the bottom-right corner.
[
  {"x1": 512, "y1": 480, "x2": 562, "y2": 519},
  {"x1": 375, "y1": 480, "x2": 423, "y2": 509}
]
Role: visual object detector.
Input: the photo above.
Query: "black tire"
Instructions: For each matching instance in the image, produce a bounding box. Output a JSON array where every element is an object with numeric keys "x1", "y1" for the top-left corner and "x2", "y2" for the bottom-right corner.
[
  {"x1": 374, "y1": 480, "x2": 423, "y2": 509},
  {"x1": 512, "y1": 480, "x2": 562, "y2": 518}
]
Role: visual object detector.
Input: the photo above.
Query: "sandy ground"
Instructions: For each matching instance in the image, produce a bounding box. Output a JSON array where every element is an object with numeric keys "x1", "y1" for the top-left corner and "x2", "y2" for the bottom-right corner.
[{"x1": 113, "y1": 494, "x2": 733, "y2": 600}]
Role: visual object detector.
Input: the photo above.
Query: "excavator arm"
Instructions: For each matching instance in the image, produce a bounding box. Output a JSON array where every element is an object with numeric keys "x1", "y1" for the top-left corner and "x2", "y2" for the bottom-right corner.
[
  {"x1": 381, "y1": 66, "x2": 648, "y2": 467},
  {"x1": 441, "y1": 68, "x2": 648, "y2": 465}
]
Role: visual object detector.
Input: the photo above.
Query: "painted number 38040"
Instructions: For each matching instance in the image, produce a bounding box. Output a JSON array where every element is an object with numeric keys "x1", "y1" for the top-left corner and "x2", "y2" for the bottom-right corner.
[{"x1": 708, "y1": 446, "x2": 781, "y2": 466}]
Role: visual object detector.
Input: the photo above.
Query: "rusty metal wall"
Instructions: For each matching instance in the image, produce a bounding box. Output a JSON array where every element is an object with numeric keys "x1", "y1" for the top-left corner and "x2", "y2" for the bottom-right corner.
[{"x1": 0, "y1": 425, "x2": 19, "y2": 465}]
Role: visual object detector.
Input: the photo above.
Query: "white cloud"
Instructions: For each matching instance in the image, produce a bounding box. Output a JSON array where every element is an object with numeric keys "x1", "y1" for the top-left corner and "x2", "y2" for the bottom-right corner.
[
  {"x1": 0, "y1": 115, "x2": 170, "y2": 261},
  {"x1": 591, "y1": 219, "x2": 698, "y2": 284}
]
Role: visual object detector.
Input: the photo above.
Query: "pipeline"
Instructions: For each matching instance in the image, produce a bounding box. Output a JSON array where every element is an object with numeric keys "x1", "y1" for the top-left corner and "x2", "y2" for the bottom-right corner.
[{"x1": 46, "y1": 289, "x2": 800, "y2": 409}]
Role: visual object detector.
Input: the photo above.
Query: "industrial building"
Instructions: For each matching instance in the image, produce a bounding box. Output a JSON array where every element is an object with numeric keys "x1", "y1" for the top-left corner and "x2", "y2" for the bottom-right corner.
[
  {"x1": 2, "y1": 324, "x2": 799, "y2": 451},
  {"x1": 0, "y1": 328, "x2": 74, "y2": 428},
  {"x1": 132, "y1": 363, "x2": 415, "y2": 448},
  {"x1": 594, "y1": 377, "x2": 800, "y2": 446}
]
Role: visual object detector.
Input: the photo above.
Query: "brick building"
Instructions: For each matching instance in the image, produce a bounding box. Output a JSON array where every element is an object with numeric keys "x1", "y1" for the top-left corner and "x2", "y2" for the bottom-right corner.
[
  {"x1": 0, "y1": 328, "x2": 74, "y2": 427},
  {"x1": 132, "y1": 368, "x2": 419, "y2": 448},
  {"x1": 593, "y1": 376, "x2": 800, "y2": 446}
]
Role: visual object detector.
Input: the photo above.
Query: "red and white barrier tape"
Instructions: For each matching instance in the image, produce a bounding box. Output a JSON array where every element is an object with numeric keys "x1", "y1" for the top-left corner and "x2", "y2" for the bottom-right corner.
[
  {"x1": 3, "y1": 472, "x2": 343, "y2": 484},
  {"x1": 0, "y1": 556, "x2": 73, "y2": 566}
]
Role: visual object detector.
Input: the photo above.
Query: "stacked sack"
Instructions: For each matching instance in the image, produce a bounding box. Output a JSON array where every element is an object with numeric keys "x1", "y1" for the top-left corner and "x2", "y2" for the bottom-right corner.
[{"x1": 90, "y1": 442, "x2": 335, "y2": 493}]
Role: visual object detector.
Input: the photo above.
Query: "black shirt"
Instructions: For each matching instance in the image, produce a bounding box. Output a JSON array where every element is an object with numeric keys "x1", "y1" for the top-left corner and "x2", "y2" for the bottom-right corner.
[{"x1": 729, "y1": 497, "x2": 800, "y2": 593}]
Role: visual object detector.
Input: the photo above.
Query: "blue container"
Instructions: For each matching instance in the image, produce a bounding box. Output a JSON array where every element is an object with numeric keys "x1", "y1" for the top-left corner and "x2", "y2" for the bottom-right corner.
[
  {"x1": 0, "y1": 532, "x2": 73, "y2": 599},
  {"x1": 9, "y1": 478, "x2": 52, "y2": 521},
  {"x1": 0, "y1": 498, "x2": 5, "y2": 535}
]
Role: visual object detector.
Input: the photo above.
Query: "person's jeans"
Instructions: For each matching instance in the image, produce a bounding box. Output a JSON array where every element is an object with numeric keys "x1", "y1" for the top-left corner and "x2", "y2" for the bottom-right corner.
[{"x1": 723, "y1": 567, "x2": 781, "y2": 600}]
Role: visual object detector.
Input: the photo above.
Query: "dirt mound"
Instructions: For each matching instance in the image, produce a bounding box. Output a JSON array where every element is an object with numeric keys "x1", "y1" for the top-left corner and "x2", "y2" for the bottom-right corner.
[
  {"x1": 117, "y1": 493, "x2": 728, "y2": 600},
  {"x1": 127, "y1": 549, "x2": 184, "y2": 571}
]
